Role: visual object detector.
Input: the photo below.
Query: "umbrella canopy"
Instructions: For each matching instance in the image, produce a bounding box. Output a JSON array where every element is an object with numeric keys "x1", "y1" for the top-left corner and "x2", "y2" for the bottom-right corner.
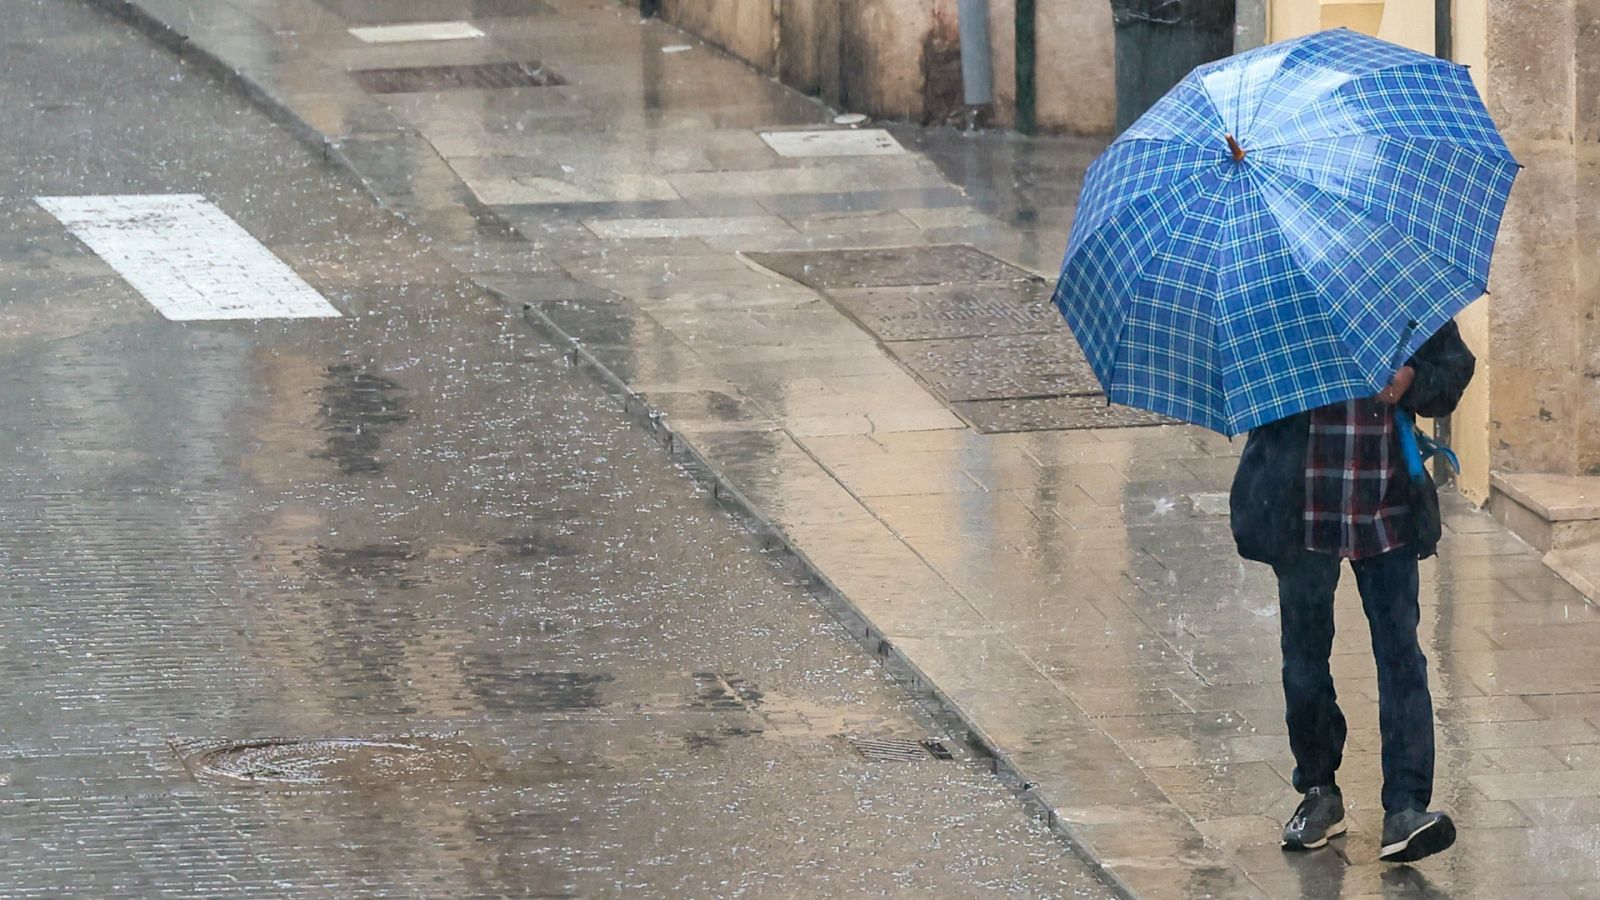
[{"x1": 1051, "y1": 28, "x2": 1518, "y2": 436}]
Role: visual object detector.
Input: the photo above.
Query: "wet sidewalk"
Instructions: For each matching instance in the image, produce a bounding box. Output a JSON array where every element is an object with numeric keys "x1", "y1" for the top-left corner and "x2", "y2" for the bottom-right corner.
[{"x1": 86, "y1": 0, "x2": 1600, "y2": 895}]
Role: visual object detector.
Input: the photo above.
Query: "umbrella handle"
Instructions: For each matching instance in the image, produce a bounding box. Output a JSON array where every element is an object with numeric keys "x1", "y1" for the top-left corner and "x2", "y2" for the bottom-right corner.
[
  {"x1": 1395, "y1": 408, "x2": 1461, "y2": 483},
  {"x1": 1395, "y1": 408, "x2": 1427, "y2": 483}
]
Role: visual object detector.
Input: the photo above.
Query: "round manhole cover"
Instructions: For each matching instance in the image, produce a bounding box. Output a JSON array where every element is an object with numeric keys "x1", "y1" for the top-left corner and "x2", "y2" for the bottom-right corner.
[{"x1": 173, "y1": 736, "x2": 475, "y2": 786}]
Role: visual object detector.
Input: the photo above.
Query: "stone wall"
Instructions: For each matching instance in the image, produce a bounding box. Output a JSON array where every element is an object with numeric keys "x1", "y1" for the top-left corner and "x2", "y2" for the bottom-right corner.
[
  {"x1": 654, "y1": 0, "x2": 1116, "y2": 134},
  {"x1": 658, "y1": 0, "x2": 781, "y2": 71},
  {"x1": 1577, "y1": 0, "x2": 1600, "y2": 474},
  {"x1": 1481, "y1": 0, "x2": 1589, "y2": 476}
]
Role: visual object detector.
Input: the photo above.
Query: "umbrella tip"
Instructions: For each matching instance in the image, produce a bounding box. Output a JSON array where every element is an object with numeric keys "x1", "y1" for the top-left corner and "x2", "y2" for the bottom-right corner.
[{"x1": 1225, "y1": 134, "x2": 1246, "y2": 163}]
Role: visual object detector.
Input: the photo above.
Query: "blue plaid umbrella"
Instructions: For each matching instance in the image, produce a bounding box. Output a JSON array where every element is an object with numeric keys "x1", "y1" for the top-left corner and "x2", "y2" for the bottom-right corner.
[{"x1": 1051, "y1": 28, "x2": 1518, "y2": 436}]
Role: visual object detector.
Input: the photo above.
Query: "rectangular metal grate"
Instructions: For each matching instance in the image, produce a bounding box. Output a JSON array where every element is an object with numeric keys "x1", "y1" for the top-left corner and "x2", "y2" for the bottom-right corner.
[
  {"x1": 319, "y1": 0, "x2": 551, "y2": 25},
  {"x1": 744, "y1": 244, "x2": 1172, "y2": 433},
  {"x1": 350, "y1": 61, "x2": 565, "y2": 94},
  {"x1": 846, "y1": 736, "x2": 953, "y2": 762}
]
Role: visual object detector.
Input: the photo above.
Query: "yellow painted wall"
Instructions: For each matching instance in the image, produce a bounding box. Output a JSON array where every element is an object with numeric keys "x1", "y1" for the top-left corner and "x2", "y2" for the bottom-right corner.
[
  {"x1": 1269, "y1": 0, "x2": 1433, "y2": 51},
  {"x1": 1268, "y1": 0, "x2": 1501, "y2": 502},
  {"x1": 1452, "y1": 0, "x2": 1493, "y2": 503}
]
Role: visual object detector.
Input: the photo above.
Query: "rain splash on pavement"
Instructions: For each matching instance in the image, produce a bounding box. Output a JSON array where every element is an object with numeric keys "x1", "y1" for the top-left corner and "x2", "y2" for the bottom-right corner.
[{"x1": 0, "y1": 1, "x2": 1117, "y2": 895}]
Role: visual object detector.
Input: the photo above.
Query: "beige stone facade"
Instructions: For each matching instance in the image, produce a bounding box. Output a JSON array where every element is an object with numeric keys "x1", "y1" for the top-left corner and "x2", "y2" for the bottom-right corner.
[
  {"x1": 658, "y1": 0, "x2": 1599, "y2": 567},
  {"x1": 654, "y1": 0, "x2": 1116, "y2": 133},
  {"x1": 1267, "y1": 0, "x2": 1600, "y2": 592}
]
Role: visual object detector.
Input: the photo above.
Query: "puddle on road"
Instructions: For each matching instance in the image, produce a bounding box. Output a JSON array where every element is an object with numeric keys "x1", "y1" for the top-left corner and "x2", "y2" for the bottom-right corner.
[
  {"x1": 645, "y1": 674, "x2": 917, "y2": 754},
  {"x1": 495, "y1": 534, "x2": 578, "y2": 558},
  {"x1": 314, "y1": 363, "x2": 409, "y2": 475},
  {"x1": 309, "y1": 541, "x2": 427, "y2": 588},
  {"x1": 465, "y1": 667, "x2": 615, "y2": 713}
]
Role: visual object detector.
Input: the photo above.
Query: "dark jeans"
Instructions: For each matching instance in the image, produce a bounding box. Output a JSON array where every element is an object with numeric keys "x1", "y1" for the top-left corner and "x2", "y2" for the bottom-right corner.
[{"x1": 1272, "y1": 546, "x2": 1433, "y2": 814}]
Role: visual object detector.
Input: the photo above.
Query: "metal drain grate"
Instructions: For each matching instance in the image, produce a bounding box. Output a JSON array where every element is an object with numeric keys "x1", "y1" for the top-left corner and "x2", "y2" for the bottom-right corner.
[
  {"x1": 171, "y1": 737, "x2": 473, "y2": 786},
  {"x1": 350, "y1": 61, "x2": 565, "y2": 94},
  {"x1": 846, "y1": 736, "x2": 953, "y2": 762}
]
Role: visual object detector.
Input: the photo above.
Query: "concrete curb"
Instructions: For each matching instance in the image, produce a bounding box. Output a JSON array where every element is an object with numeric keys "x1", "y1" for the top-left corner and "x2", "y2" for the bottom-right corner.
[
  {"x1": 77, "y1": 3, "x2": 1189, "y2": 896},
  {"x1": 519, "y1": 308, "x2": 1140, "y2": 898}
]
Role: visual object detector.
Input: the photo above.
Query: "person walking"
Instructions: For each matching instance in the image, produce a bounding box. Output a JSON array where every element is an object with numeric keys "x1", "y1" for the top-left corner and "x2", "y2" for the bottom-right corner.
[
  {"x1": 1049, "y1": 27, "x2": 1516, "y2": 862},
  {"x1": 1229, "y1": 320, "x2": 1476, "y2": 862}
]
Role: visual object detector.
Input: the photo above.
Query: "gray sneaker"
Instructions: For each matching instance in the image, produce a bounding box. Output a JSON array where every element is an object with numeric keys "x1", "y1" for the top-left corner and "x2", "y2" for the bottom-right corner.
[
  {"x1": 1379, "y1": 809, "x2": 1455, "y2": 862},
  {"x1": 1282, "y1": 784, "x2": 1346, "y2": 851}
]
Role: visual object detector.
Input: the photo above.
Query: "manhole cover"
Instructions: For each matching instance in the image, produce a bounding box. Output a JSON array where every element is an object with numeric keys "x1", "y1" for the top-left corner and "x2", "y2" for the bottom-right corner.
[
  {"x1": 846, "y1": 736, "x2": 954, "y2": 762},
  {"x1": 891, "y1": 332, "x2": 1101, "y2": 402},
  {"x1": 953, "y1": 395, "x2": 1175, "y2": 432},
  {"x1": 171, "y1": 736, "x2": 475, "y2": 786},
  {"x1": 743, "y1": 244, "x2": 1169, "y2": 432},
  {"x1": 747, "y1": 245, "x2": 1038, "y2": 290},
  {"x1": 827, "y1": 283, "x2": 1058, "y2": 341},
  {"x1": 350, "y1": 61, "x2": 565, "y2": 94}
]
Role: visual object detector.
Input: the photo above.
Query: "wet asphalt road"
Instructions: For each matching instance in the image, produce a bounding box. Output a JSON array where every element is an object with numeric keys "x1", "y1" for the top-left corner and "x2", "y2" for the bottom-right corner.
[{"x1": 0, "y1": 1, "x2": 1116, "y2": 896}]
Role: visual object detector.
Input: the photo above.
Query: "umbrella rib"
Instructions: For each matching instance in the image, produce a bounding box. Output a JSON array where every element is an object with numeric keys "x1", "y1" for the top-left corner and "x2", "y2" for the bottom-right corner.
[
  {"x1": 1251, "y1": 131, "x2": 1517, "y2": 163},
  {"x1": 1211, "y1": 177, "x2": 1241, "y2": 434},
  {"x1": 1250, "y1": 156, "x2": 1494, "y2": 295},
  {"x1": 1248, "y1": 56, "x2": 1486, "y2": 153},
  {"x1": 1066, "y1": 161, "x2": 1225, "y2": 267},
  {"x1": 1248, "y1": 162, "x2": 1487, "y2": 385},
  {"x1": 1099, "y1": 170, "x2": 1234, "y2": 424},
  {"x1": 1237, "y1": 43, "x2": 1300, "y2": 144}
]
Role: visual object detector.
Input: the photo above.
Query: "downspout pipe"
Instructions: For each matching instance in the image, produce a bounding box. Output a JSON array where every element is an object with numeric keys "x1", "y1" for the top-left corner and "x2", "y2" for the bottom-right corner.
[
  {"x1": 1435, "y1": 0, "x2": 1452, "y2": 59},
  {"x1": 1433, "y1": 0, "x2": 1454, "y2": 485},
  {"x1": 958, "y1": 0, "x2": 994, "y2": 110},
  {"x1": 1015, "y1": 0, "x2": 1037, "y2": 133}
]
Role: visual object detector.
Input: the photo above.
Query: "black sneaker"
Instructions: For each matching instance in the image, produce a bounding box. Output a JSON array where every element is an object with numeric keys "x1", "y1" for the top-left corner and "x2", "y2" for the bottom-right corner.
[
  {"x1": 1282, "y1": 784, "x2": 1346, "y2": 850},
  {"x1": 1379, "y1": 809, "x2": 1456, "y2": 862}
]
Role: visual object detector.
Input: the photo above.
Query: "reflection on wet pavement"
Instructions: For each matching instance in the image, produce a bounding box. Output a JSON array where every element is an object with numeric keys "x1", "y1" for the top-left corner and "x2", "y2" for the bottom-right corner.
[
  {"x1": 744, "y1": 245, "x2": 1156, "y2": 430},
  {"x1": 44, "y1": 0, "x2": 1600, "y2": 896},
  {"x1": 0, "y1": 2, "x2": 1116, "y2": 896}
]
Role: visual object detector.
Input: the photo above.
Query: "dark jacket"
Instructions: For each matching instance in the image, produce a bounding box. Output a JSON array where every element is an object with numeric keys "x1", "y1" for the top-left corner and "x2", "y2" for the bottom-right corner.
[{"x1": 1229, "y1": 321, "x2": 1477, "y2": 564}]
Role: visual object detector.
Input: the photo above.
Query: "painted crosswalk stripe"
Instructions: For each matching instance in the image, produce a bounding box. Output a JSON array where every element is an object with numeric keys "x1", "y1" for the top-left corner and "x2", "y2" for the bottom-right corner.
[
  {"x1": 348, "y1": 22, "x2": 484, "y2": 43},
  {"x1": 36, "y1": 194, "x2": 341, "y2": 321}
]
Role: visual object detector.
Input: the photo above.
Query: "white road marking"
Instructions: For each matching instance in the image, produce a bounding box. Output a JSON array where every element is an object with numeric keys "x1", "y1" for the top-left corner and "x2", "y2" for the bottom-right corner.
[
  {"x1": 760, "y1": 129, "x2": 906, "y2": 158},
  {"x1": 36, "y1": 194, "x2": 341, "y2": 321},
  {"x1": 348, "y1": 21, "x2": 485, "y2": 43}
]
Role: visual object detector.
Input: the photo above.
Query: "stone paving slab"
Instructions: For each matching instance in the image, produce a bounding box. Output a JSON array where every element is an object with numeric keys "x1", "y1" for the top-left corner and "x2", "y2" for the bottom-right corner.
[{"x1": 91, "y1": 0, "x2": 1600, "y2": 896}]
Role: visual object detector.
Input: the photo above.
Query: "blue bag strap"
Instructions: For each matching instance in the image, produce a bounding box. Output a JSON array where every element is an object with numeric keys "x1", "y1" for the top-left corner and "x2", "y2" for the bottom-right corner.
[
  {"x1": 1394, "y1": 408, "x2": 1460, "y2": 480},
  {"x1": 1394, "y1": 408, "x2": 1427, "y2": 482},
  {"x1": 1417, "y1": 430, "x2": 1461, "y2": 475}
]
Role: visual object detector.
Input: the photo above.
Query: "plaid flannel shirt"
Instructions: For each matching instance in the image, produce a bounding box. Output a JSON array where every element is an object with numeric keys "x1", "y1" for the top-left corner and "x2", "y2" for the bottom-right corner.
[{"x1": 1304, "y1": 398, "x2": 1412, "y2": 559}]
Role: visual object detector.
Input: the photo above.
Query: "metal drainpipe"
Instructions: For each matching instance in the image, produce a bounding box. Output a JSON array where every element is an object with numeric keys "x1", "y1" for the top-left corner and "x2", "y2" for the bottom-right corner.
[
  {"x1": 1433, "y1": 0, "x2": 1455, "y2": 487},
  {"x1": 1015, "y1": 0, "x2": 1037, "y2": 134},
  {"x1": 1435, "y1": 0, "x2": 1453, "y2": 60},
  {"x1": 958, "y1": 0, "x2": 994, "y2": 128}
]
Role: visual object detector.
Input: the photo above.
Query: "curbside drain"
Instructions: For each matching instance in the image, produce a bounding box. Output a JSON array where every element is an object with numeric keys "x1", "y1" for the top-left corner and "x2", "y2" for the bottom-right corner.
[
  {"x1": 350, "y1": 62, "x2": 565, "y2": 94},
  {"x1": 846, "y1": 736, "x2": 954, "y2": 762},
  {"x1": 170, "y1": 736, "x2": 475, "y2": 786}
]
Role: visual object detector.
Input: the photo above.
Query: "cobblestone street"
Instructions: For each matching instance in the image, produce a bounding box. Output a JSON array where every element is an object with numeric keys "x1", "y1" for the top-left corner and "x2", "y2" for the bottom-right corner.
[
  {"x1": 13, "y1": 0, "x2": 1600, "y2": 897},
  {"x1": 0, "y1": 3, "x2": 1117, "y2": 896}
]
